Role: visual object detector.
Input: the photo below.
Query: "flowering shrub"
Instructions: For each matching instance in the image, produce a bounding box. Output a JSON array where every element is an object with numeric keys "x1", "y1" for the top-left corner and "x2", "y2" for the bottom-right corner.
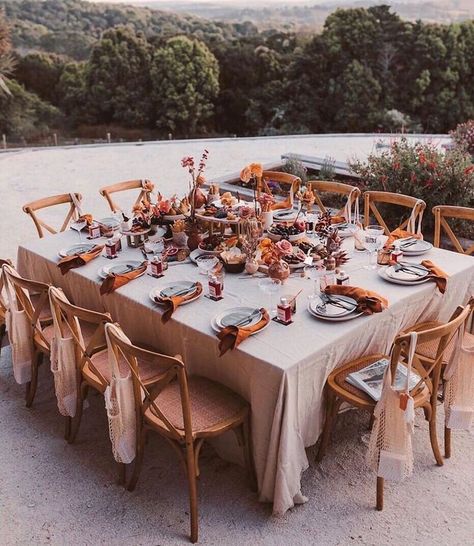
[
  {"x1": 450, "y1": 120, "x2": 474, "y2": 156},
  {"x1": 350, "y1": 138, "x2": 474, "y2": 233}
]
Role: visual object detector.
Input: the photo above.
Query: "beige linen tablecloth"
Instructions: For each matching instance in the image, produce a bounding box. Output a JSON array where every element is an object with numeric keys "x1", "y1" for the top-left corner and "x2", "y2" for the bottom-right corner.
[{"x1": 17, "y1": 233, "x2": 474, "y2": 514}]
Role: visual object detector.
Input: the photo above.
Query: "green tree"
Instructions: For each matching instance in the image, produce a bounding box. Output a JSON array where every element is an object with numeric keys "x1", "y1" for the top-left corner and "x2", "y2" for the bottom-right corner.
[
  {"x1": 15, "y1": 52, "x2": 65, "y2": 104},
  {"x1": 150, "y1": 36, "x2": 219, "y2": 136},
  {"x1": 56, "y1": 61, "x2": 87, "y2": 124},
  {"x1": 86, "y1": 27, "x2": 152, "y2": 127},
  {"x1": 0, "y1": 10, "x2": 15, "y2": 94}
]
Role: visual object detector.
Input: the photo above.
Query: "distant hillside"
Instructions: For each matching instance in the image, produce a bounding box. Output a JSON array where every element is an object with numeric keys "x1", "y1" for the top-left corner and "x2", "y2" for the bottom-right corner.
[{"x1": 0, "y1": 0, "x2": 258, "y2": 60}]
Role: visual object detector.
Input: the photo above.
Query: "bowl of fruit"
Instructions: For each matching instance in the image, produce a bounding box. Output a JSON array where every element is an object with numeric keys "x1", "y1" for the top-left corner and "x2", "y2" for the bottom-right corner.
[{"x1": 267, "y1": 222, "x2": 306, "y2": 243}]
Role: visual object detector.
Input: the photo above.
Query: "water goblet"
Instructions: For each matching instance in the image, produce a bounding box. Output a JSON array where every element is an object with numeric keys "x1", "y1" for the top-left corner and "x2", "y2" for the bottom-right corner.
[
  {"x1": 196, "y1": 254, "x2": 219, "y2": 276},
  {"x1": 258, "y1": 277, "x2": 281, "y2": 318},
  {"x1": 363, "y1": 225, "x2": 385, "y2": 270}
]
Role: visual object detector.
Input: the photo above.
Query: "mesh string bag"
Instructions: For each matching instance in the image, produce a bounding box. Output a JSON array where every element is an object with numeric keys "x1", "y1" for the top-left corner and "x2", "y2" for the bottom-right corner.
[
  {"x1": 366, "y1": 333, "x2": 417, "y2": 482},
  {"x1": 103, "y1": 323, "x2": 137, "y2": 464}
]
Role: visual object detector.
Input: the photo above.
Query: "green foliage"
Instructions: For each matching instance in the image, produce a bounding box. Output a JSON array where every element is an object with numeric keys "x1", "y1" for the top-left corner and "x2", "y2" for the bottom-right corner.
[
  {"x1": 0, "y1": 10, "x2": 15, "y2": 94},
  {"x1": 280, "y1": 158, "x2": 308, "y2": 184},
  {"x1": 14, "y1": 52, "x2": 65, "y2": 104},
  {"x1": 150, "y1": 36, "x2": 219, "y2": 136},
  {"x1": 450, "y1": 119, "x2": 474, "y2": 156},
  {"x1": 350, "y1": 138, "x2": 474, "y2": 231}
]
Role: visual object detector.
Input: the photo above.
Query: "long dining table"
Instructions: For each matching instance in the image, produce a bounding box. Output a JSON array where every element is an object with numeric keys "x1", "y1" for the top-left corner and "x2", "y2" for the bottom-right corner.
[{"x1": 17, "y1": 230, "x2": 474, "y2": 515}]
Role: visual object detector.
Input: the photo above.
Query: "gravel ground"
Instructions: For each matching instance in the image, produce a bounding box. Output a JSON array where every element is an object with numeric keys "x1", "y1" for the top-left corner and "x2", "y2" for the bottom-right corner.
[{"x1": 2, "y1": 133, "x2": 472, "y2": 546}]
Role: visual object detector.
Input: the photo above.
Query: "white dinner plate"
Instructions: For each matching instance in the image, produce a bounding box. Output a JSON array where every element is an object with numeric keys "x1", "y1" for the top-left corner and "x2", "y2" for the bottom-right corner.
[
  {"x1": 378, "y1": 266, "x2": 430, "y2": 286},
  {"x1": 98, "y1": 217, "x2": 120, "y2": 230},
  {"x1": 399, "y1": 239, "x2": 433, "y2": 256},
  {"x1": 98, "y1": 260, "x2": 144, "y2": 279},
  {"x1": 215, "y1": 307, "x2": 262, "y2": 330},
  {"x1": 310, "y1": 295, "x2": 358, "y2": 317},
  {"x1": 211, "y1": 309, "x2": 270, "y2": 335},
  {"x1": 58, "y1": 243, "x2": 97, "y2": 258},
  {"x1": 331, "y1": 222, "x2": 357, "y2": 238},
  {"x1": 307, "y1": 298, "x2": 364, "y2": 322},
  {"x1": 150, "y1": 281, "x2": 200, "y2": 304}
]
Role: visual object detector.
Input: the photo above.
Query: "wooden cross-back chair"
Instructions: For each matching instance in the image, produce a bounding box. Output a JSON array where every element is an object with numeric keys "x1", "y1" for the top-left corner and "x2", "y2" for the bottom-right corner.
[
  {"x1": 315, "y1": 304, "x2": 471, "y2": 511},
  {"x1": 258, "y1": 171, "x2": 301, "y2": 210},
  {"x1": 363, "y1": 191, "x2": 426, "y2": 235},
  {"x1": 99, "y1": 179, "x2": 154, "y2": 213},
  {"x1": 2, "y1": 264, "x2": 52, "y2": 406},
  {"x1": 433, "y1": 205, "x2": 474, "y2": 255},
  {"x1": 105, "y1": 322, "x2": 255, "y2": 544},
  {"x1": 0, "y1": 258, "x2": 13, "y2": 355},
  {"x1": 308, "y1": 180, "x2": 361, "y2": 217},
  {"x1": 22, "y1": 193, "x2": 83, "y2": 239}
]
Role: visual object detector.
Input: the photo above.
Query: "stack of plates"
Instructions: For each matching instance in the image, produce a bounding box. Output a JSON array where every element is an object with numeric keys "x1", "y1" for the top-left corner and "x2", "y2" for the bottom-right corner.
[
  {"x1": 331, "y1": 222, "x2": 357, "y2": 238},
  {"x1": 378, "y1": 262, "x2": 431, "y2": 285},
  {"x1": 98, "y1": 217, "x2": 121, "y2": 230},
  {"x1": 98, "y1": 260, "x2": 145, "y2": 279},
  {"x1": 150, "y1": 281, "x2": 201, "y2": 304},
  {"x1": 273, "y1": 209, "x2": 298, "y2": 222},
  {"x1": 211, "y1": 306, "x2": 268, "y2": 334},
  {"x1": 307, "y1": 295, "x2": 363, "y2": 322},
  {"x1": 58, "y1": 243, "x2": 97, "y2": 258},
  {"x1": 398, "y1": 238, "x2": 433, "y2": 256}
]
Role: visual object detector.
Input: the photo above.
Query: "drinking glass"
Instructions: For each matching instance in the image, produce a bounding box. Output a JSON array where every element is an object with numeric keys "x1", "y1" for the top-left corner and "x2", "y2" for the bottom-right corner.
[
  {"x1": 258, "y1": 278, "x2": 281, "y2": 317},
  {"x1": 304, "y1": 265, "x2": 326, "y2": 302},
  {"x1": 363, "y1": 225, "x2": 385, "y2": 269},
  {"x1": 196, "y1": 255, "x2": 219, "y2": 275}
]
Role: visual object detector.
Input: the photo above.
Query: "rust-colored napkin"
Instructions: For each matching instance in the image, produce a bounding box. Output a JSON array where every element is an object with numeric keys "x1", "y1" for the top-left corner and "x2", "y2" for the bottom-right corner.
[
  {"x1": 217, "y1": 308, "x2": 270, "y2": 356},
  {"x1": 324, "y1": 285, "x2": 388, "y2": 315},
  {"x1": 57, "y1": 244, "x2": 104, "y2": 275},
  {"x1": 421, "y1": 260, "x2": 448, "y2": 294},
  {"x1": 385, "y1": 228, "x2": 422, "y2": 248},
  {"x1": 157, "y1": 282, "x2": 203, "y2": 324},
  {"x1": 330, "y1": 215, "x2": 346, "y2": 225},
  {"x1": 100, "y1": 263, "x2": 147, "y2": 295}
]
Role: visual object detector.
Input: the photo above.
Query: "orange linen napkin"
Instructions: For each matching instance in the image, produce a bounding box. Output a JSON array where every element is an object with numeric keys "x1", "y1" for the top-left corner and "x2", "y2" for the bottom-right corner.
[
  {"x1": 330, "y1": 215, "x2": 346, "y2": 225},
  {"x1": 100, "y1": 263, "x2": 147, "y2": 295},
  {"x1": 57, "y1": 244, "x2": 104, "y2": 275},
  {"x1": 324, "y1": 285, "x2": 388, "y2": 315},
  {"x1": 385, "y1": 228, "x2": 422, "y2": 248},
  {"x1": 217, "y1": 308, "x2": 270, "y2": 356},
  {"x1": 158, "y1": 282, "x2": 203, "y2": 324},
  {"x1": 421, "y1": 260, "x2": 448, "y2": 294}
]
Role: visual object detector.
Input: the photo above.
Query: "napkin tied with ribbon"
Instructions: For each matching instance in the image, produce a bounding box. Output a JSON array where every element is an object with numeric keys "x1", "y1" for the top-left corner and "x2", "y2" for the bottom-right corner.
[
  {"x1": 324, "y1": 285, "x2": 388, "y2": 315},
  {"x1": 157, "y1": 282, "x2": 203, "y2": 324},
  {"x1": 100, "y1": 263, "x2": 147, "y2": 295},
  {"x1": 58, "y1": 244, "x2": 104, "y2": 275},
  {"x1": 385, "y1": 228, "x2": 422, "y2": 249},
  {"x1": 421, "y1": 260, "x2": 448, "y2": 294},
  {"x1": 217, "y1": 308, "x2": 270, "y2": 356}
]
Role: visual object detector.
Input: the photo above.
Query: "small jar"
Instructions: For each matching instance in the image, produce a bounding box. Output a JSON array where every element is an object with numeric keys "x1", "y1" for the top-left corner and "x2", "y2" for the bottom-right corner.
[
  {"x1": 377, "y1": 248, "x2": 391, "y2": 266},
  {"x1": 105, "y1": 239, "x2": 117, "y2": 258},
  {"x1": 88, "y1": 224, "x2": 101, "y2": 239},
  {"x1": 325, "y1": 256, "x2": 336, "y2": 271},
  {"x1": 208, "y1": 275, "x2": 222, "y2": 299},
  {"x1": 336, "y1": 269, "x2": 350, "y2": 286},
  {"x1": 277, "y1": 297, "x2": 292, "y2": 324},
  {"x1": 391, "y1": 242, "x2": 403, "y2": 263},
  {"x1": 150, "y1": 255, "x2": 163, "y2": 277}
]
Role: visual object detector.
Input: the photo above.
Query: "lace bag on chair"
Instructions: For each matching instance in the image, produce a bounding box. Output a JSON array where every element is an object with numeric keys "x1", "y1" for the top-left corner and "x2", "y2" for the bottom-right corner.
[
  {"x1": 343, "y1": 187, "x2": 360, "y2": 226},
  {"x1": 49, "y1": 287, "x2": 81, "y2": 417},
  {"x1": 104, "y1": 323, "x2": 137, "y2": 464},
  {"x1": 3, "y1": 267, "x2": 32, "y2": 384},
  {"x1": 444, "y1": 328, "x2": 474, "y2": 430},
  {"x1": 367, "y1": 333, "x2": 417, "y2": 482}
]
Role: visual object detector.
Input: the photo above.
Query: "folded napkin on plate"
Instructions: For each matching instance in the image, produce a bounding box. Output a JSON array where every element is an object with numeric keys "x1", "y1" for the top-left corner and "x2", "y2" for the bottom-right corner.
[
  {"x1": 385, "y1": 228, "x2": 422, "y2": 248},
  {"x1": 100, "y1": 263, "x2": 147, "y2": 295},
  {"x1": 217, "y1": 308, "x2": 270, "y2": 356},
  {"x1": 57, "y1": 244, "x2": 104, "y2": 275},
  {"x1": 158, "y1": 282, "x2": 203, "y2": 324},
  {"x1": 330, "y1": 215, "x2": 346, "y2": 225},
  {"x1": 421, "y1": 260, "x2": 448, "y2": 294},
  {"x1": 324, "y1": 285, "x2": 388, "y2": 315}
]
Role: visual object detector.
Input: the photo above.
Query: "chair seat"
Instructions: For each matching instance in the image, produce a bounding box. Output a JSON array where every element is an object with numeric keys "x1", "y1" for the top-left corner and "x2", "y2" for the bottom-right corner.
[
  {"x1": 38, "y1": 320, "x2": 97, "y2": 352},
  {"x1": 329, "y1": 354, "x2": 430, "y2": 409},
  {"x1": 84, "y1": 347, "x2": 163, "y2": 391},
  {"x1": 144, "y1": 376, "x2": 248, "y2": 438}
]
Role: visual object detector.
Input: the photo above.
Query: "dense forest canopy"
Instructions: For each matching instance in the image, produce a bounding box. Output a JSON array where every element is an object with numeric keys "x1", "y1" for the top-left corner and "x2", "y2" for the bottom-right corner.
[{"x1": 1, "y1": 0, "x2": 474, "y2": 141}]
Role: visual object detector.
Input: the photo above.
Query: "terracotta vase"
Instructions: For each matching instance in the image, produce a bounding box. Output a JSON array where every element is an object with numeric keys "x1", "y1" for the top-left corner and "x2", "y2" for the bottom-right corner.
[
  {"x1": 245, "y1": 258, "x2": 259, "y2": 275},
  {"x1": 268, "y1": 260, "x2": 290, "y2": 283},
  {"x1": 191, "y1": 188, "x2": 207, "y2": 209},
  {"x1": 186, "y1": 228, "x2": 202, "y2": 251}
]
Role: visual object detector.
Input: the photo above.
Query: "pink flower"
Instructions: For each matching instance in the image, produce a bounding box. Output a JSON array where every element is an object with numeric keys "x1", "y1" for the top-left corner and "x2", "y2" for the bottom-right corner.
[
  {"x1": 158, "y1": 200, "x2": 171, "y2": 214},
  {"x1": 181, "y1": 156, "x2": 194, "y2": 168},
  {"x1": 239, "y1": 206, "x2": 252, "y2": 219},
  {"x1": 275, "y1": 239, "x2": 293, "y2": 256}
]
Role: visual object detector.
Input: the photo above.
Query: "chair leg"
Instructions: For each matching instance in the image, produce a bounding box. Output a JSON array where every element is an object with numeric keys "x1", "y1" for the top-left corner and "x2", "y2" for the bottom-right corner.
[
  {"x1": 0, "y1": 322, "x2": 6, "y2": 358},
  {"x1": 444, "y1": 426, "x2": 451, "y2": 459},
  {"x1": 376, "y1": 477, "x2": 384, "y2": 511},
  {"x1": 68, "y1": 380, "x2": 87, "y2": 444},
  {"x1": 185, "y1": 441, "x2": 199, "y2": 544},
  {"x1": 118, "y1": 463, "x2": 126, "y2": 486},
  {"x1": 25, "y1": 351, "x2": 43, "y2": 408},
  {"x1": 428, "y1": 398, "x2": 443, "y2": 466},
  {"x1": 64, "y1": 417, "x2": 72, "y2": 441},
  {"x1": 127, "y1": 427, "x2": 147, "y2": 492},
  {"x1": 316, "y1": 390, "x2": 341, "y2": 463}
]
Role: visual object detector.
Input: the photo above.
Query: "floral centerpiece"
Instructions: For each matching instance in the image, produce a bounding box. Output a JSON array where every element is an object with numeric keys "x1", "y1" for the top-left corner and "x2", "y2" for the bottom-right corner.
[{"x1": 258, "y1": 238, "x2": 293, "y2": 282}]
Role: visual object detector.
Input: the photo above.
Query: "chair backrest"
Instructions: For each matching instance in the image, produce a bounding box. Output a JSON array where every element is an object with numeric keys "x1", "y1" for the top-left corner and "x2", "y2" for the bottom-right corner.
[
  {"x1": 22, "y1": 193, "x2": 83, "y2": 238},
  {"x1": 433, "y1": 205, "x2": 474, "y2": 255},
  {"x1": 2, "y1": 263, "x2": 50, "y2": 346},
  {"x1": 99, "y1": 179, "x2": 154, "y2": 213},
  {"x1": 308, "y1": 180, "x2": 361, "y2": 215},
  {"x1": 48, "y1": 286, "x2": 112, "y2": 386},
  {"x1": 363, "y1": 191, "x2": 426, "y2": 235},
  {"x1": 391, "y1": 304, "x2": 471, "y2": 395},
  {"x1": 259, "y1": 171, "x2": 301, "y2": 206},
  {"x1": 105, "y1": 322, "x2": 193, "y2": 443},
  {"x1": 0, "y1": 258, "x2": 12, "y2": 319}
]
